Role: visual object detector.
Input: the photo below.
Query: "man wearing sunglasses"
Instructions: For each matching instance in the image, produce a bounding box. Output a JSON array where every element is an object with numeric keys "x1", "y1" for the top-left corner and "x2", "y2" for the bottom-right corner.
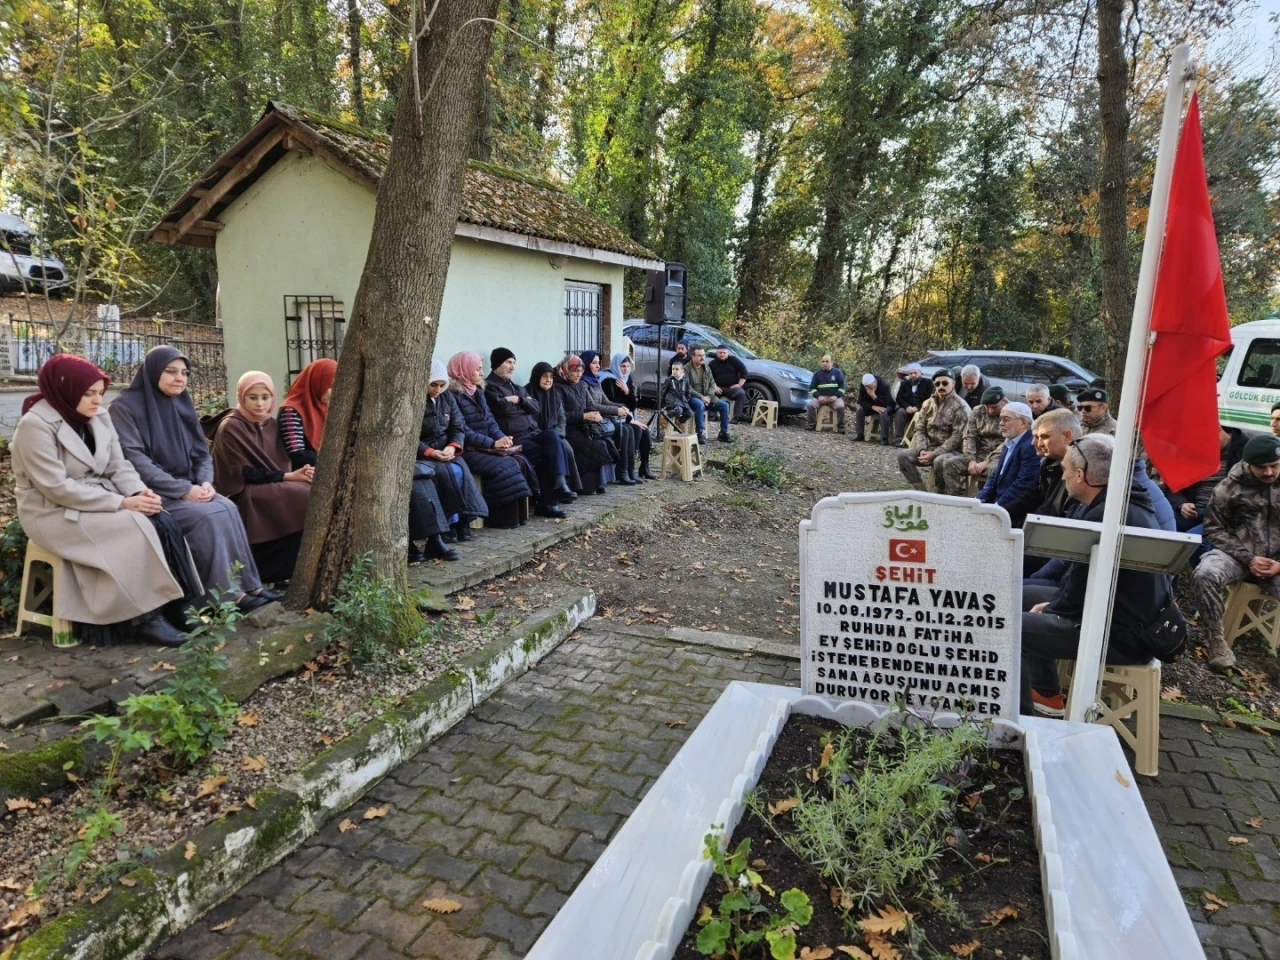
[
  {"x1": 897, "y1": 369, "x2": 971, "y2": 492},
  {"x1": 1077, "y1": 388, "x2": 1117, "y2": 437},
  {"x1": 1192, "y1": 434, "x2": 1280, "y2": 673}
]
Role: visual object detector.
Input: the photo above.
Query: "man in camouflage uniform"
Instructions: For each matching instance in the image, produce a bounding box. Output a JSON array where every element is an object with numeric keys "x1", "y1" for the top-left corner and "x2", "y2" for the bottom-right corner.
[
  {"x1": 898, "y1": 369, "x2": 971, "y2": 491},
  {"x1": 1192, "y1": 435, "x2": 1280, "y2": 673},
  {"x1": 936, "y1": 386, "x2": 1007, "y2": 495},
  {"x1": 1077, "y1": 388, "x2": 1117, "y2": 436}
]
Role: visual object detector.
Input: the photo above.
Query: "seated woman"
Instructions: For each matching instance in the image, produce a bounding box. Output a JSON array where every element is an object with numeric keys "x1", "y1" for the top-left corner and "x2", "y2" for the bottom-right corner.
[
  {"x1": 409, "y1": 457, "x2": 458, "y2": 563},
  {"x1": 579, "y1": 350, "x2": 638, "y2": 485},
  {"x1": 447, "y1": 351, "x2": 534, "y2": 527},
  {"x1": 554, "y1": 355, "x2": 618, "y2": 494},
  {"x1": 111, "y1": 346, "x2": 277, "y2": 612},
  {"x1": 600, "y1": 353, "x2": 654, "y2": 480},
  {"x1": 278, "y1": 358, "x2": 337, "y2": 468},
  {"x1": 420, "y1": 359, "x2": 488, "y2": 541},
  {"x1": 525, "y1": 361, "x2": 581, "y2": 495},
  {"x1": 484, "y1": 348, "x2": 573, "y2": 517},
  {"x1": 11, "y1": 355, "x2": 200, "y2": 646},
  {"x1": 211, "y1": 372, "x2": 312, "y2": 583}
]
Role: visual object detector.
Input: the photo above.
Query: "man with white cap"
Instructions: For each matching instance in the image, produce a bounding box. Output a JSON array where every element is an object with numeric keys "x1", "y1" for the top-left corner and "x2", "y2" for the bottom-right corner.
[
  {"x1": 893, "y1": 363, "x2": 932, "y2": 445},
  {"x1": 977, "y1": 401, "x2": 1040, "y2": 525},
  {"x1": 853, "y1": 372, "x2": 895, "y2": 443},
  {"x1": 805, "y1": 354, "x2": 847, "y2": 431}
]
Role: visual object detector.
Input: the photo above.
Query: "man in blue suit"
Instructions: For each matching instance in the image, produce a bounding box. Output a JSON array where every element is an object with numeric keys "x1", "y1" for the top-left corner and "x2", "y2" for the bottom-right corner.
[{"x1": 978, "y1": 401, "x2": 1040, "y2": 526}]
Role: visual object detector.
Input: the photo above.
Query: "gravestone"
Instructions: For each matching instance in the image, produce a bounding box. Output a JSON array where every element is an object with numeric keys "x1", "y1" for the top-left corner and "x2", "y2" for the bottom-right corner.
[{"x1": 800, "y1": 491, "x2": 1023, "y2": 717}]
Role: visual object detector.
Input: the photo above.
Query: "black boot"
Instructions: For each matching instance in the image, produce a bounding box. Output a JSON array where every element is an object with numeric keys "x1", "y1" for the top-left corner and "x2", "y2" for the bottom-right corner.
[
  {"x1": 236, "y1": 593, "x2": 272, "y2": 613},
  {"x1": 408, "y1": 542, "x2": 426, "y2": 564},
  {"x1": 535, "y1": 502, "x2": 568, "y2": 519},
  {"x1": 136, "y1": 611, "x2": 188, "y2": 647},
  {"x1": 552, "y1": 476, "x2": 576, "y2": 502},
  {"x1": 424, "y1": 535, "x2": 459, "y2": 561},
  {"x1": 638, "y1": 457, "x2": 655, "y2": 480},
  {"x1": 454, "y1": 520, "x2": 474, "y2": 542}
]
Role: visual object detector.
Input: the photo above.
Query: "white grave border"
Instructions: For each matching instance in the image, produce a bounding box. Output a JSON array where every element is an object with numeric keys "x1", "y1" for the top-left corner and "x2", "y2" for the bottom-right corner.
[{"x1": 800, "y1": 490, "x2": 1024, "y2": 719}]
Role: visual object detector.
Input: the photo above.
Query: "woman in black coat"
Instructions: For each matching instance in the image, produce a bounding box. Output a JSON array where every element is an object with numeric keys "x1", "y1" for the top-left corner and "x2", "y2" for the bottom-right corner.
[
  {"x1": 525, "y1": 361, "x2": 581, "y2": 493},
  {"x1": 483, "y1": 348, "x2": 571, "y2": 518},
  {"x1": 555, "y1": 355, "x2": 618, "y2": 493},
  {"x1": 419, "y1": 360, "x2": 488, "y2": 541},
  {"x1": 447, "y1": 352, "x2": 534, "y2": 525},
  {"x1": 579, "y1": 350, "x2": 638, "y2": 486},
  {"x1": 600, "y1": 352, "x2": 654, "y2": 480}
]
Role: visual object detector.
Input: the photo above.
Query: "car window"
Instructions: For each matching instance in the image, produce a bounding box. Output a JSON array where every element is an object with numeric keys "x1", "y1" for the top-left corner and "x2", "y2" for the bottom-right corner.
[
  {"x1": 971, "y1": 356, "x2": 1019, "y2": 380},
  {"x1": 1238, "y1": 339, "x2": 1280, "y2": 388},
  {"x1": 1217, "y1": 345, "x2": 1233, "y2": 381},
  {"x1": 627, "y1": 324, "x2": 658, "y2": 348},
  {"x1": 1022, "y1": 359, "x2": 1063, "y2": 384}
]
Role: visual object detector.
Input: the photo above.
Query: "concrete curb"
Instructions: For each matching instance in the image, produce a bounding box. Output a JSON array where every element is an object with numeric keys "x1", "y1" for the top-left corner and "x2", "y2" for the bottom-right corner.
[{"x1": 8, "y1": 589, "x2": 596, "y2": 960}]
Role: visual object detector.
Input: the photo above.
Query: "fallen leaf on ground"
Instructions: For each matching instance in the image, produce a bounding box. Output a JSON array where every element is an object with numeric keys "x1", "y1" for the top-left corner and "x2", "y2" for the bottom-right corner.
[
  {"x1": 339, "y1": 819, "x2": 357, "y2": 833},
  {"x1": 864, "y1": 934, "x2": 901, "y2": 960},
  {"x1": 820, "y1": 742, "x2": 835, "y2": 768},
  {"x1": 194, "y1": 776, "x2": 227, "y2": 800},
  {"x1": 1229, "y1": 836, "x2": 1250, "y2": 845},
  {"x1": 5, "y1": 797, "x2": 36, "y2": 812},
  {"x1": 807, "y1": 767, "x2": 820, "y2": 783},
  {"x1": 245, "y1": 797, "x2": 257, "y2": 810},
  {"x1": 858, "y1": 905, "x2": 912, "y2": 935},
  {"x1": 1202, "y1": 722, "x2": 1214, "y2": 734},
  {"x1": 126, "y1": 656, "x2": 142, "y2": 665},
  {"x1": 1115, "y1": 769, "x2": 1131, "y2": 788},
  {"x1": 950, "y1": 942, "x2": 981, "y2": 958},
  {"x1": 1248, "y1": 817, "x2": 1264, "y2": 828},
  {"x1": 184, "y1": 842, "x2": 197, "y2": 860},
  {"x1": 304, "y1": 632, "x2": 313, "y2": 643},
  {"x1": 768, "y1": 796, "x2": 801, "y2": 817},
  {"x1": 118, "y1": 877, "x2": 137, "y2": 887},
  {"x1": 981, "y1": 905, "x2": 1019, "y2": 926},
  {"x1": 800, "y1": 948, "x2": 834, "y2": 960},
  {"x1": 210, "y1": 917, "x2": 236, "y2": 932},
  {"x1": 1204, "y1": 900, "x2": 1222, "y2": 914},
  {"x1": 237, "y1": 712, "x2": 259, "y2": 727},
  {"x1": 281, "y1": 644, "x2": 293, "y2": 656},
  {"x1": 0, "y1": 880, "x2": 21, "y2": 892},
  {"x1": 1252, "y1": 725, "x2": 1273, "y2": 738},
  {"x1": 455, "y1": 596, "x2": 476, "y2": 611},
  {"x1": 974, "y1": 852, "x2": 993, "y2": 863},
  {"x1": 241, "y1": 755, "x2": 269, "y2": 772},
  {"x1": 149, "y1": 661, "x2": 177, "y2": 673},
  {"x1": 0, "y1": 899, "x2": 42, "y2": 933},
  {"x1": 666, "y1": 720, "x2": 686, "y2": 728},
  {"x1": 88, "y1": 889, "x2": 109, "y2": 904},
  {"x1": 423, "y1": 897, "x2": 462, "y2": 914},
  {"x1": 838, "y1": 949, "x2": 872, "y2": 960},
  {"x1": 1204, "y1": 891, "x2": 1230, "y2": 909},
  {"x1": 1160, "y1": 686, "x2": 1185, "y2": 702},
  {"x1": 363, "y1": 805, "x2": 389, "y2": 820},
  {"x1": 1223, "y1": 715, "x2": 1238, "y2": 729}
]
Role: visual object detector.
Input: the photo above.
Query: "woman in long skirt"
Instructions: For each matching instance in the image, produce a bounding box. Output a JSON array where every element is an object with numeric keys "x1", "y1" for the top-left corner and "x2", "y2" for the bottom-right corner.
[{"x1": 419, "y1": 359, "x2": 488, "y2": 541}]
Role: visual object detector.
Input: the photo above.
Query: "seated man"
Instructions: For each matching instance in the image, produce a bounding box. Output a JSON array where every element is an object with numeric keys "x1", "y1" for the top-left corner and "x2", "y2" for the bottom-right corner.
[
  {"x1": 709, "y1": 345, "x2": 751, "y2": 423},
  {"x1": 937, "y1": 386, "x2": 1006, "y2": 496},
  {"x1": 1271, "y1": 401, "x2": 1280, "y2": 438},
  {"x1": 854, "y1": 373, "x2": 895, "y2": 444},
  {"x1": 667, "y1": 339, "x2": 691, "y2": 374},
  {"x1": 977, "y1": 402, "x2": 1039, "y2": 523},
  {"x1": 897, "y1": 369, "x2": 970, "y2": 491},
  {"x1": 1077, "y1": 388, "x2": 1117, "y2": 436},
  {"x1": 956, "y1": 364, "x2": 990, "y2": 409},
  {"x1": 1192, "y1": 434, "x2": 1280, "y2": 673},
  {"x1": 1025, "y1": 384, "x2": 1053, "y2": 419},
  {"x1": 893, "y1": 363, "x2": 933, "y2": 445},
  {"x1": 1048, "y1": 383, "x2": 1075, "y2": 412},
  {"x1": 805, "y1": 354, "x2": 847, "y2": 431},
  {"x1": 1021, "y1": 435, "x2": 1172, "y2": 717},
  {"x1": 686, "y1": 346, "x2": 732, "y2": 444},
  {"x1": 1167, "y1": 426, "x2": 1245, "y2": 533}
]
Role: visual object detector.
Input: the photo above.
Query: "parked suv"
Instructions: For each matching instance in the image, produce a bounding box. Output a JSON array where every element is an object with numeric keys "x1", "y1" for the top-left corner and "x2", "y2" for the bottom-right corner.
[
  {"x1": 902, "y1": 350, "x2": 1099, "y2": 402},
  {"x1": 0, "y1": 213, "x2": 70, "y2": 294},
  {"x1": 623, "y1": 320, "x2": 813, "y2": 414}
]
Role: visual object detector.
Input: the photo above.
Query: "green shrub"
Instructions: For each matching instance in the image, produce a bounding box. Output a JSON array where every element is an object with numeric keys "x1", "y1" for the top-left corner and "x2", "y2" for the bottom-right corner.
[
  {"x1": 325, "y1": 553, "x2": 431, "y2": 670},
  {"x1": 721, "y1": 441, "x2": 788, "y2": 489},
  {"x1": 0, "y1": 517, "x2": 29, "y2": 621}
]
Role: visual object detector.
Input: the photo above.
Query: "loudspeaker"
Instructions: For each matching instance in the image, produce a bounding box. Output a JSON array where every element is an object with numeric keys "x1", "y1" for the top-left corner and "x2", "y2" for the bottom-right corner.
[{"x1": 644, "y1": 262, "x2": 686, "y2": 325}]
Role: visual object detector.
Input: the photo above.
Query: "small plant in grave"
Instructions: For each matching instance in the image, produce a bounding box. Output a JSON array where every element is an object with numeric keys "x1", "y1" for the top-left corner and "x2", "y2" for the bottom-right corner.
[
  {"x1": 695, "y1": 830, "x2": 814, "y2": 960},
  {"x1": 721, "y1": 441, "x2": 788, "y2": 489},
  {"x1": 325, "y1": 553, "x2": 433, "y2": 670}
]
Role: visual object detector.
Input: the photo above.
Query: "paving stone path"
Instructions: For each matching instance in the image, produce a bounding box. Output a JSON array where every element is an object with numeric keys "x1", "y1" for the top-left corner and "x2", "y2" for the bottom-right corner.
[{"x1": 150, "y1": 627, "x2": 1280, "y2": 960}]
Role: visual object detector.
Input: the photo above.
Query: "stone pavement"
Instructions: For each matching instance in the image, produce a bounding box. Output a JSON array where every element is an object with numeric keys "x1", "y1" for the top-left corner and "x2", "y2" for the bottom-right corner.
[{"x1": 147, "y1": 626, "x2": 1280, "y2": 960}]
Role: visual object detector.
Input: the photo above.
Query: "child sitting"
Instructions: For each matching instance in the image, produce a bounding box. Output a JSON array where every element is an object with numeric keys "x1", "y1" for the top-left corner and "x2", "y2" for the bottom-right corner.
[{"x1": 662, "y1": 361, "x2": 695, "y2": 426}]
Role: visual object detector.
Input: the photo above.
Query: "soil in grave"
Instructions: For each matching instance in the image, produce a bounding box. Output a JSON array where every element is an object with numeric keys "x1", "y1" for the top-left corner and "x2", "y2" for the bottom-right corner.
[{"x1": 673, "y1": 715, "x2": 1049, "y2": 960}]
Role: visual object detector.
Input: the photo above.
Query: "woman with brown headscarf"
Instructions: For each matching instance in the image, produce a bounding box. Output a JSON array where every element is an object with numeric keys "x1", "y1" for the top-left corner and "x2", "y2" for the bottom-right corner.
[{"x1": 213, "y1": 372, "x2": 312, "y2": 583}]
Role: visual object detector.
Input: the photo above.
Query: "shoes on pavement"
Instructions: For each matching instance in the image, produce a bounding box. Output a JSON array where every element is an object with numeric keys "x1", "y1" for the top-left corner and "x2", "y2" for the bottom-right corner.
[
  {"x1": 424, "y1": 535, "x2": 460, "y2": 561},
  {"x1": 1031, "y1": 689, "x2": 1066, "y2": 718}
]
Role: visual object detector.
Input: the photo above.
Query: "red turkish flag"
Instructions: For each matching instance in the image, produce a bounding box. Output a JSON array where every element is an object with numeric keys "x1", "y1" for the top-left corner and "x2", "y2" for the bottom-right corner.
[{"x1": 1141, "y1": 93, "x2": 1233, "y2": 493}]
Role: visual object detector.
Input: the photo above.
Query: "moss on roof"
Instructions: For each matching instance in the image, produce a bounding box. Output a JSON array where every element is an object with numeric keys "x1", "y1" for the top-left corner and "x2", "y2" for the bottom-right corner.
[{"x1": 268, "y1": 102, "x2": 659, "y2": 262}]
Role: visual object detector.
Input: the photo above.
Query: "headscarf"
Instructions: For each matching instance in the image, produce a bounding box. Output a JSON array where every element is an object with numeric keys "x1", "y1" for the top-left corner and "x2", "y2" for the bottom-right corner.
[
  {"x1": 110, "y1": 345, "x2": 206, "y2": 478},
  {"x1": 447, "y1": 351, "x2": 483, "y2": 396},
  {"x1": 526, "y1": 361, "x2": 560, "y2": 431},
  {"x1": 578, "y1": 350, "x2": 602, "y2": 387},
  {"x1": 429, "y1": 358, "x2": 449, "y2": 385},
  {"x1": 598, "y1": 353, "x2": 630, "y2": 385},
  {"x1": 23, "y1": 354, "x2": 109, "y2": 427},
  {"x1": 235, "y1": 371, "x2": 276, "y2": 424},
  {"x1": 282, "y1": 358, "x2": 337, "y2": 451}
]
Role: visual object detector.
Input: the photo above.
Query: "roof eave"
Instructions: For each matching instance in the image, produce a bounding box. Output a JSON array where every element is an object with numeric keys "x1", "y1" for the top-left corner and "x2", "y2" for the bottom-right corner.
[{"x1": 453, "y1": 222, "x2": 663, "y2": 270}]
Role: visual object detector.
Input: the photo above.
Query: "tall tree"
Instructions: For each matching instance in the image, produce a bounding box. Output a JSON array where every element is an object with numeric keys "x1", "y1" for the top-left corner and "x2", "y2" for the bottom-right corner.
[
  {"x1": 1095, "y1": 0, "x2": 1131, "y2": 393},
  {"x1": 287, "y1": 0, "x2": 500, "y2": 604}
]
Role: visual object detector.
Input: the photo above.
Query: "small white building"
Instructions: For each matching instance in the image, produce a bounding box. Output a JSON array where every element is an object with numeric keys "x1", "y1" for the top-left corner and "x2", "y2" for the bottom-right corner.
[{"x1": 150, "y1": 102, "x2": 662, "y2": 393}]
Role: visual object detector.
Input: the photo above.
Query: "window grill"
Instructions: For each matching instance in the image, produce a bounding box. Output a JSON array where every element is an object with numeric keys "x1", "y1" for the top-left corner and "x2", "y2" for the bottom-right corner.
[
  {"x1": 284, "y1": 295, "x2": 346, "y2": 384},
  {"x1": 564, "y1": 281, "x2": 604, "y2": 358}
]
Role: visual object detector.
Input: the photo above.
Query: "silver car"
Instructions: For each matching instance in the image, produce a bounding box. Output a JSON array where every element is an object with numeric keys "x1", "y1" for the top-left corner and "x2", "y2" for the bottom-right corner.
[
  {"x1": 903, "y1": 350, "x2": 1100, "y2": 402},
  {"x1": 0, "y1": 213, "x2": 70, "y2": 293},
  {"x1": 623, "y1": 320, "x2": 814, "y2": 414}
]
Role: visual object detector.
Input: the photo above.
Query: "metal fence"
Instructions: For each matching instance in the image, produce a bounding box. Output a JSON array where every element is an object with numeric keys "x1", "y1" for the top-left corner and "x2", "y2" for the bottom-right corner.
[{"x1": 7, "y1": 317, "x2": 227, "y2": 407}]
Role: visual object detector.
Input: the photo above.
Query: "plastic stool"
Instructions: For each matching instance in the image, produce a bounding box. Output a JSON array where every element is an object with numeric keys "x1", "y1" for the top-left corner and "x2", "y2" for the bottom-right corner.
[
  {"x1": 17, "y1": 540, "x2": 75, "y2": 646},
  {"x1": 815, "y1": 405, "x2": 839, "y2": 433},
  {"x1": 751, "y1": 400, "x2": 778, "y2": 430},
  {"x1": 1062, "y1": 659, "x2": 1162, "y2": 777},
  {"x1": 1224, "y1": 582, "x2": 1280, "y2": 654},
  {"x1": 659, "y1": 433, "x2": 703, "y2": 482}
]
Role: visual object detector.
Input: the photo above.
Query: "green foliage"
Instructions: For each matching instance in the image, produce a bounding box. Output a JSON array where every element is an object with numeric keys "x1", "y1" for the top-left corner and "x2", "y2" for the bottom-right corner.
[
  {"x1": 325, "y1": 553, "x2": 431, "y2": 670},
  {"x1": 696, "y1": 830, "x2": 812, "y2": 959},
  {"x1": 721, "y1": 441, "x2": 787, "y2": 489},
  {"x1": 0, "y1": 517, "x2": 30, "y2": 622},
  {"x1": 752, "y1": 723, "x2": 987, "y2": 914}
]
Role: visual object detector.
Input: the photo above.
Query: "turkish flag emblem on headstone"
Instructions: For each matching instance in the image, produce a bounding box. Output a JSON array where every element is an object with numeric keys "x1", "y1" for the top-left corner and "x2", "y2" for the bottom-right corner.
[{"x1": 888, "y1": 539, "x2": 927, "y2": 563}]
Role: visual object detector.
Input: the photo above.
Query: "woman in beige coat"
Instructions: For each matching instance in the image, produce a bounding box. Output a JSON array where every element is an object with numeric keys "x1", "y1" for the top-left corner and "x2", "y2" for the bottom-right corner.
[{"x1": 11, "y1": 355, "x2": 201, "y2": 646}]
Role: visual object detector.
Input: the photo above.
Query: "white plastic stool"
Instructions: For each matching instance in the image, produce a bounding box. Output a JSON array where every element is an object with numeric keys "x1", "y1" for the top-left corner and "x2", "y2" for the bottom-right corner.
[
  {"x1": 659, "y1": 433, "x2": 703, "y2": 482},
  {"x1": 17, "y1": 540, "x2": 75, "y2": 646},
  {"x1": 751, "y1": 400, "x2": 778, "y2": 430},
  {"x1": 815, "y1": 405, "x2": 838, "y2": 433},
  {"x1": 1062, "y1": 659, "x2": 1162, "y2": 777},
  {"x1": 1224, "y1": 582, "x2": 1280, "y2": 654}
]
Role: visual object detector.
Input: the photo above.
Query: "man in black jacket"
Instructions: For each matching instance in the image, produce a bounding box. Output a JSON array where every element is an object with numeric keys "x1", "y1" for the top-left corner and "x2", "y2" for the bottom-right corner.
[
  {"x1": 1167, "y1": 426, "x2": 1245, "y2": 533},
  {"x1": 854, "y1": 373, "x2": 895, "y2": 443},
  {"x1": 893, "y1": 364, "x2": 932, "y2": 444},
  {"x1": 957, "y1": 364, "x2": 991, "y2": 409},
  {"x1": 1019, "y1": 434, "x2": 1170, "y2": 717},
  {"x1": 709, "y1": 345, "x2": 751, "y2": 423}
]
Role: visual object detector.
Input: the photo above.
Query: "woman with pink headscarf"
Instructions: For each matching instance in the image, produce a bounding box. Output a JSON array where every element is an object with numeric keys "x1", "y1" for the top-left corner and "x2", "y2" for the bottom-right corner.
[
  {"x1": 447, "y1": 351, "x2": 533, "y2": 527},
  {"x1": 212, "y1": 371, "x2": 312, "y2": 582}
]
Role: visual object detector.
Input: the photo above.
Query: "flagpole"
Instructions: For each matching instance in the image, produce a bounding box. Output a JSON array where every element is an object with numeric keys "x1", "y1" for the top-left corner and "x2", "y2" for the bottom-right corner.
[{"x1": 1066, "y1": 43, "x2": 1194, "y2": 722}]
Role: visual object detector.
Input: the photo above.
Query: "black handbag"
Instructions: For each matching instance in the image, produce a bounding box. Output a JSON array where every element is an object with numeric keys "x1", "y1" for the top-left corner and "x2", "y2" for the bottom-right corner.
[{"x1": 1139, "y1": 594, "x2": 1190, "y2": 663}]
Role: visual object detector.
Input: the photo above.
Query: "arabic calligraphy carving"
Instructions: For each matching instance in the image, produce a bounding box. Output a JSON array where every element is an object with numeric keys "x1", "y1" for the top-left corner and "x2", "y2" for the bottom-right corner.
[{"x1": 883, "y1": 505, "x2": 929, "y2": 532}]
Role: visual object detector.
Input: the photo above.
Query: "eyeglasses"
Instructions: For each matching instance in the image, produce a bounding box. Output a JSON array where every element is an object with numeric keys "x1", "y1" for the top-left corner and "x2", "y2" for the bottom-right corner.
[
  {"x1": 1069, "y1": 439, "x2": 1102, "y2": 487},
  {"x1": 1079, "y1": 403, "x2": 1099, "y2": 412}
]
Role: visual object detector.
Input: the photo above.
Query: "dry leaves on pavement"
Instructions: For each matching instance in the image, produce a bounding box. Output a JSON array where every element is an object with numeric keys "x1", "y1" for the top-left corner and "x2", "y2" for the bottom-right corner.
[
  {"x1": 362, "y1": 806, "x2": 389, "y2": 820},
  {"x1": 423, "y1": 897, "x2": 462, "y2": 914}
]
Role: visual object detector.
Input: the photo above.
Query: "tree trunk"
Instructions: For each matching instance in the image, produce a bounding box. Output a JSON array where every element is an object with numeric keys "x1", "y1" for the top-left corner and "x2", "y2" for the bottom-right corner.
[
  {"x1": 287, "y1": 0, "x2": 499, "y2": 607},
  {"x1": 1096, "y1": 0, "x2": 1131, "y2": 396},
  {"x1": 347, "y1": 0, "x2": 367, "y2": 127}
]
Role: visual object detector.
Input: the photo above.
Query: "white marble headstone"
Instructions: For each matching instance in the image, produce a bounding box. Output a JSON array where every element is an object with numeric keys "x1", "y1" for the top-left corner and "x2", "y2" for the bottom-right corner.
[{"x1": 800, "y1": 491, "x2": 1024, "y2": 719}]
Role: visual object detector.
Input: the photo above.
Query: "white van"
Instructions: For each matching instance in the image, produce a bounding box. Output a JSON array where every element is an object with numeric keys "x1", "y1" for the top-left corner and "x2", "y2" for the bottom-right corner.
[
  {"x1": 0, "y1": 213, "x2": 70, "y2": 293},
  {"x1": 1218, "y1": 316, "x2": 1280, "y2": 435}
]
